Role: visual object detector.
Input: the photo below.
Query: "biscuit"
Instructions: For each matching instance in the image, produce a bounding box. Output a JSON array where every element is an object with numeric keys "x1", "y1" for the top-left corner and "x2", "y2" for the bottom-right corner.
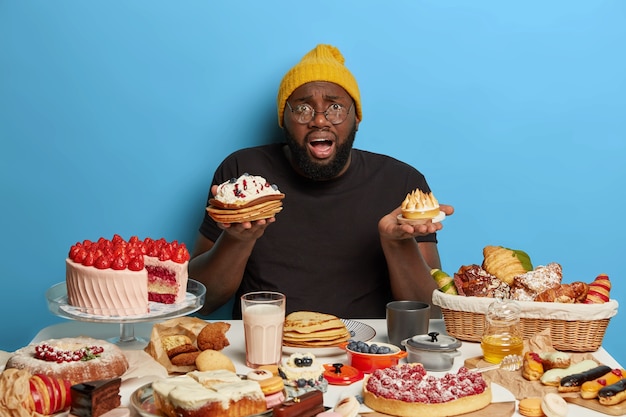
[
  {"x1": 195, "y1": 349, "x2": 236, "y2": 372},
  {"x1": 197, "y1": 322, "x2": 231, "y2": 351},
  {"x1": 166, "y1": 343, "x2": 198, "y2": 359},
  {"x1": 518, "y1": 397, "x2": 545, "y2": 417},
  {"x1": 170, "y1": 351, "x2": 201, "y2": 366}
]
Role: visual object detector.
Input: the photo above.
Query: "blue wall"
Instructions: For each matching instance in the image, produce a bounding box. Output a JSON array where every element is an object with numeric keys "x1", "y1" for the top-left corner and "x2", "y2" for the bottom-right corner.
[{"x1": 1, "y1": 1, "x2": 624, "y2": 363}]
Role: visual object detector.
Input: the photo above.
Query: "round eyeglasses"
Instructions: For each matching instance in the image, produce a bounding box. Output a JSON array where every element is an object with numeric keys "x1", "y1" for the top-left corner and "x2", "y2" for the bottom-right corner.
[{"x1": 286, "y1": 101, "x2": 354, "y2": 125}]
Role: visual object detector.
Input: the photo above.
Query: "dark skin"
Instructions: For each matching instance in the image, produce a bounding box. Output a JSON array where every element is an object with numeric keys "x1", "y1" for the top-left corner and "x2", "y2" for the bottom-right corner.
[{"x1": 189, "y1": 81, "x2": 454, "y2": 316}]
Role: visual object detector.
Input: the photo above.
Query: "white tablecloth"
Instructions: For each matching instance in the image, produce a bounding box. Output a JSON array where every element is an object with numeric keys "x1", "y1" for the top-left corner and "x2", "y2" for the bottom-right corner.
[{"x1": 28, "y1": 319, "x2": 623, "y2": 417}]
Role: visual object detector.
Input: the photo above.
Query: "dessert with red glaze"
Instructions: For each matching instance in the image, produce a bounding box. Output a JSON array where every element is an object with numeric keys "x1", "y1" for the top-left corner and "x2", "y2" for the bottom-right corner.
[
  {"x1": 66, "y1": 235, "x2": 189, "y2": 316},
  {"x1": 363, "y1": 363, "x2": 491, "y2": 417}
]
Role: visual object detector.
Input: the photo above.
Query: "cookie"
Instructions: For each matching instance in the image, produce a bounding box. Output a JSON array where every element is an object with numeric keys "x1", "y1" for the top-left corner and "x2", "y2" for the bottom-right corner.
[
  {"x1": 170, "y1": 351, "x2": 201, "y2": 366},
  {"x1": 197, "y1": 322, "x2": 231, "y2": 351},
  {"x1": 161, "y1": 335, "x2": 193, "y2": 354},
  {"x1": 195, "y1": 349, "x2": 236, "y2": 372},
  {"x1": 519, "y1": 397, "x2": 545, "y2": 417},
  {"x1": 166, "y1": 343, "x2": 198, "y2": 359}
]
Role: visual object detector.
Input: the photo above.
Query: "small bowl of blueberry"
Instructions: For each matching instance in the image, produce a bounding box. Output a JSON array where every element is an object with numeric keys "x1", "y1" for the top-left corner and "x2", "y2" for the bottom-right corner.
[{"x1": 341, "y1": 340, "x2": 407, "y2": 373}]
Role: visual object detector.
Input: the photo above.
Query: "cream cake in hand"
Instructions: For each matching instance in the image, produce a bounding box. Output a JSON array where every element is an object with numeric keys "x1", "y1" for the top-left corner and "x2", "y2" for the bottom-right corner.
[
  {"x1": 398, "y1": 188, "x2": 442, "y2": 224},
  {"x1": 207, "y1": 173, "x2": 285, "y2": 223}
]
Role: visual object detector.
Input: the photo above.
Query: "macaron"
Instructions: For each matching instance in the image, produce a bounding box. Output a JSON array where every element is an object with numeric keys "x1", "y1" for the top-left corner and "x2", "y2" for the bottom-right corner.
[
  {"x1": 518, "y1": 397, "x2": 545, "y2": 417},
  {"x1": 316, "y1": 412, "x2": 343, "y2": 417},
  {"x1": 541, "y1": 393, "x2": 568, "y2": 417},
  {"x1": 257, "y1": 375, "x2": 284, "y2": 395},
  {"x1": 264, "y1": 390, "x2": 286, "y2": 408},
  {"x1": 246, "y1": 369, "x2": 273, "y2": 382},
  {"x1": 333, "y1": 396, "x2": 360, "y2": 417}
]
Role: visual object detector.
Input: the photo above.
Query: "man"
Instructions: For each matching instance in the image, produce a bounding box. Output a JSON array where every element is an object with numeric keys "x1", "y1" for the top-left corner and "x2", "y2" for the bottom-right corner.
[{"x1": 190, "y1": 44, "x2": 453, "y2": 319}]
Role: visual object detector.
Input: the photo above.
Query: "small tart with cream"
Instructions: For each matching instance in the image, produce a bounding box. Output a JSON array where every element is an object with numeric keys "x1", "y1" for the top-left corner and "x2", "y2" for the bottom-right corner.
[{"x1": 398, "y1": 189, "x2": 442, "y2": 224}]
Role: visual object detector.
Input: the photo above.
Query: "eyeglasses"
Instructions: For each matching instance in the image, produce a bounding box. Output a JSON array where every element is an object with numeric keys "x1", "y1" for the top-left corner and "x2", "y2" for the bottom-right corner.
[{"x1": 286, "y1": 101, "x2": 353, "y2": 125}]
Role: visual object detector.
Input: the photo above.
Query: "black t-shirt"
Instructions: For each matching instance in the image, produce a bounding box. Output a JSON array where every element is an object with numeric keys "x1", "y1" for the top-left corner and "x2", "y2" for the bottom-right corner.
[{"x1": 199, "y1": 143, "x2": 437, "y2": 319}]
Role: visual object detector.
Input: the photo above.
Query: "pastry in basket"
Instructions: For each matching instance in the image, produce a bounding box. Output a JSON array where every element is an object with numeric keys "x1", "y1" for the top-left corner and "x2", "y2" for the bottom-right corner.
[
  {"x1": 535, "y1": 281, "x2": 589, "y2": 303},
  {"x1": 584, "y1": 273, "x2": 612, "y2": 303},
  {"x1": 363, "y1": 363, "x2": 491, "y2": 417},
  {"x1": 398, "y1": 188, "x2": 441, "y2": 224},
  {"x1": 482, "y1": 245, "x2": 533, "y2": 286},
  {"x1": 206, "y1": 173, "x2": 285, "y2": 223},
  {"x1": 430, "y1": 269, "x2": 458, "y2": 295},
  {"x1": 509, "y1": 263, "x2": 562, "y2": 301},
  {"x1": 453, "y1": 264, "x2": 510, "y2": 298}
]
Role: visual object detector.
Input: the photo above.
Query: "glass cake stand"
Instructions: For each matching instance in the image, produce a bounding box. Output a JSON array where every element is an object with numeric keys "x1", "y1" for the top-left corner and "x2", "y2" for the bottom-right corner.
[{"x1": 46, "y1": 279, "x2": 206, "y2": 349}]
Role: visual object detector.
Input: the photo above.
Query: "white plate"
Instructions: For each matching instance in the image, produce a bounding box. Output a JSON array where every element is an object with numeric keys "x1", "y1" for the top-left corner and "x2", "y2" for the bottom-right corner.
[
  {"x1": 397, "y1": 211, "x2": 445, "y2": 225},
  {"x1": 282, "y1": 319, "x2": 376, "y2": 357}
]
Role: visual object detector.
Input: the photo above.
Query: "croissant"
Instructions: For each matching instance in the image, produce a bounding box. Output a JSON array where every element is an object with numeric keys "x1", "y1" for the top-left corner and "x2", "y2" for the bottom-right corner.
[{"x1": 535, "y1": 282, "x2": 589, "y2": 303}]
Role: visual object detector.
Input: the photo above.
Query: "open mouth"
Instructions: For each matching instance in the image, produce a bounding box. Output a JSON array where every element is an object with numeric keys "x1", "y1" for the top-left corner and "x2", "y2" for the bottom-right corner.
[{"x1": 308, "y1": 138, "x2": 335, "y2": 159}]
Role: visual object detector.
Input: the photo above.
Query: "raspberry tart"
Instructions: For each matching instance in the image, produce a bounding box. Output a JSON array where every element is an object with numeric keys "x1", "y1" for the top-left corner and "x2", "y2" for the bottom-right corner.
[
  {"x1": 363, "y1": 364, "x2": 492, "y2": 417},
  {"x1": 66, "y1": 235, "x2": 189, "y2": 316}
]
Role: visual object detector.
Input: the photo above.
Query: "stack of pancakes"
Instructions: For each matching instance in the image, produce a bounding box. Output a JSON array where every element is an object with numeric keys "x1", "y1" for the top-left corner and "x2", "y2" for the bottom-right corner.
[
  {"x1": 207, "y1": 194, "x2": 285, "y2": 223},
  {"x1": 283, "y1": 311, "x2": 352, "y2": 348}
]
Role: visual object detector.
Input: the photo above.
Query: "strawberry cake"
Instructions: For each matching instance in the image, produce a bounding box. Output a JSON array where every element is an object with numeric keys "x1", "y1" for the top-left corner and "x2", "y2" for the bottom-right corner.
[
  {"x1": 363, "y1": 364, "x2": 492, "y2": 417},
  {"x1": 66, "y1": 235, "x2": 189, "y2": 316}
]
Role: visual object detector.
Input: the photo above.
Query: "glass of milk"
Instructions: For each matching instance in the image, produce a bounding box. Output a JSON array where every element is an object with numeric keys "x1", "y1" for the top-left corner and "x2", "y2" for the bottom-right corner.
[{"x1": 241, "y1": 291, "x2": 286, "y2": 368}]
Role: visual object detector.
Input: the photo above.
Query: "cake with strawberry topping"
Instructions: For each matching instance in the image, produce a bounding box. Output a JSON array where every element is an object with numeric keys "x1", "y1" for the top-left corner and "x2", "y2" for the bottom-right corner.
[
  {"x1": 363, "y1": 364, "x2": 491, "y2": 417},
  {"x1": 66, "y1": 235, "x2": 189, "y2": 316}
]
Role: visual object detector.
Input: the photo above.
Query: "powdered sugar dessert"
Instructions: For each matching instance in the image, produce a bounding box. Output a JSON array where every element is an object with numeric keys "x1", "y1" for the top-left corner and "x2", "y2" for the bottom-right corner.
[
  {"x1": 151, "y1": 370, "x2": 266, "y2": 417},
  {"x1": 207, "y1": 173, "x2": 285, "y2": 223},
  {"x1": 66, "y1": 235, "x2": 189, "y2": 316},
  {"x1": 363, "y1": 364, "x2": 491, "y2": 417},
  {"x1": 4, "y1": 337, "x2": 128, "y2": 385},
  {"x1": 398, "y1": 188, "x2": 442, "y2": 224}
]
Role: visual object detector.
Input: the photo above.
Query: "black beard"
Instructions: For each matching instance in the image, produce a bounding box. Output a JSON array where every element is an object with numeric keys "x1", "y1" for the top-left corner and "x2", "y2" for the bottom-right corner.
[{"x1": 284, "y1": 124, "x2": 357, "y2": 181}]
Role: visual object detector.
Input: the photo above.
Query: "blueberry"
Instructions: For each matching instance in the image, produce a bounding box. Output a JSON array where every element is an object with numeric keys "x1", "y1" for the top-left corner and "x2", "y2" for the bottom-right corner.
[
  {"x1": 297, "y1": 378, "x2": 307, "y2": 388},
  {"x1": 307, "y1": 379, "x2": 315, "y2": 387}
]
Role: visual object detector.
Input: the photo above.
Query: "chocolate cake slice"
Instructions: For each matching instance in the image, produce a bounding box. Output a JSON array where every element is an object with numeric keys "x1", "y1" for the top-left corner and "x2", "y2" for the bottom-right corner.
[{"x1": 70, "y1": 378, "x2": 121, "y2": 417}]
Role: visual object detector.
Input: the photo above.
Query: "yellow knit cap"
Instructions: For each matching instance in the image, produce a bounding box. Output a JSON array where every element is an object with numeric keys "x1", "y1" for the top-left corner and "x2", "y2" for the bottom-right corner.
[{"x1": 277, "y1": 44, "x2": 362, "y2": 127}]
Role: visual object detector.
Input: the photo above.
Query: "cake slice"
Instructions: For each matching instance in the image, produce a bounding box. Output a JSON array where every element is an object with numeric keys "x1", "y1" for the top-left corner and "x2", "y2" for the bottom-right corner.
[{"x1": 70, "y1": 378, "x2": 121, "y2": 417}]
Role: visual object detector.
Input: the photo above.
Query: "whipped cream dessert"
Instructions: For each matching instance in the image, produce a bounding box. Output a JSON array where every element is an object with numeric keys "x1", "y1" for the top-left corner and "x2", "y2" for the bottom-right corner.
[
  {"x1": 213, "y1": 173, "x2": 282, "y2": 206},
  {"x1": 401, "y1": 189, "x2": 440, "y2": 219},
  {"x1": 152, "y1": 370, "x2": 266, "y2": 416}
]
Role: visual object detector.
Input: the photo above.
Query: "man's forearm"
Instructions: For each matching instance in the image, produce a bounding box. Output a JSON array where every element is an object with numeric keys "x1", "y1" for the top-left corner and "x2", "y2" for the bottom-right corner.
[
  {"x1": 381, "y1": 238, "x2": 442, "y2": 318},
  {"x1": 189, "y1": 233, "x2": 256, "y2": 315}
]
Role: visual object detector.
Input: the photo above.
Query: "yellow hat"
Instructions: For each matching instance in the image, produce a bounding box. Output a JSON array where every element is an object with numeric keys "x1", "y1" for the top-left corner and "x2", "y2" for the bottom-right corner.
[{"x1": 277, "y1": 44, "x2": 362, "y2": 127}]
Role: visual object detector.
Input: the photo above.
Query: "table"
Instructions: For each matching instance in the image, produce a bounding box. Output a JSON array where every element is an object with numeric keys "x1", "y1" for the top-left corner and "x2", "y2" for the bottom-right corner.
[{"x1": 32, "y1": 319, "x2": 623, "y2": 417}]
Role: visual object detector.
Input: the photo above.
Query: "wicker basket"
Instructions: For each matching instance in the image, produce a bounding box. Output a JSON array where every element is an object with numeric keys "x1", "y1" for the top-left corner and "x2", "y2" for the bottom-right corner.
[{"x1": 432, "y1": 290, "x2": 619, "y2": 352}]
